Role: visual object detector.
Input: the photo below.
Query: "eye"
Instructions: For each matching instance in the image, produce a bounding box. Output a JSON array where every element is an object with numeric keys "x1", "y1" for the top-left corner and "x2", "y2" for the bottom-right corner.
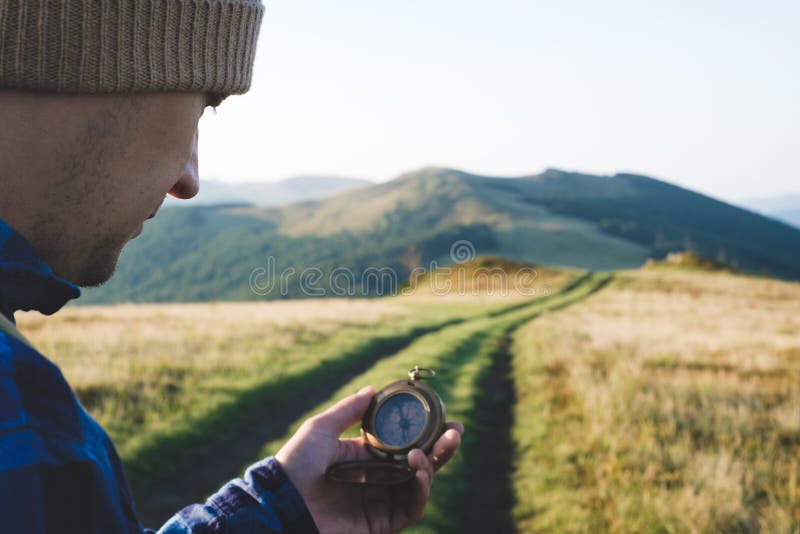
[{"x1": 205, "y1": 93, "x2": 227, "y2": 110}]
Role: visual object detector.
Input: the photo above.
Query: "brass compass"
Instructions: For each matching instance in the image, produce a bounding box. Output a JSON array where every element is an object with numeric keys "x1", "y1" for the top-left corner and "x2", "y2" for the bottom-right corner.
[{"x1": 326, "y1": 366, "x2": 446, "y2": 486}]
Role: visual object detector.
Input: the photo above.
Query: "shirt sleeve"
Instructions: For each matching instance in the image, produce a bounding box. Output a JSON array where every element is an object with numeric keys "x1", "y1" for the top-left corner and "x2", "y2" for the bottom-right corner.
[{"x1": 146, "y1": 457, "x2": 319, "y2": 534}]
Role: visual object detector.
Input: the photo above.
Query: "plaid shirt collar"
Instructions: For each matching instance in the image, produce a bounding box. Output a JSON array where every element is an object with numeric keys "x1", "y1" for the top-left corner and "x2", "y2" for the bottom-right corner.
[{"x1": 0, "y1": 218, "x2": 81, "y2": 321}]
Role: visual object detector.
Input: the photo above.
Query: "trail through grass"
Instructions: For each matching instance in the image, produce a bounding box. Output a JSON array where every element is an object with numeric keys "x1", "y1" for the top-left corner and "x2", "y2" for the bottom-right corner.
[
  {"x1": 101, "y1": 295, "x2": 569, "y2": 526},
  {"x1": 411, "y1": 273, "x2": 611, "y2": 534},
  {"x1": 255, "y1": 273, "x2": 612, "y2": 533},
  {"x1": 20, "y1": 299, "x2": 506, "y2": 526}
]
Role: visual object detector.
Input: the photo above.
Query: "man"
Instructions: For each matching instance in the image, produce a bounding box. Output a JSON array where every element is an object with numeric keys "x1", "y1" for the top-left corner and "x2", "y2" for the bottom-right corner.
[{"x1": 0, "y1": 1, "x2": 463, "y2": 532}]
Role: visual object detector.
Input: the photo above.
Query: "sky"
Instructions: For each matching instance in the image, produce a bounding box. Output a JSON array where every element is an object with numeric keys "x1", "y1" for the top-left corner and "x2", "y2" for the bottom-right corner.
[{"x1": 197, "y1": 0, "x2": 800, "y2": 203}]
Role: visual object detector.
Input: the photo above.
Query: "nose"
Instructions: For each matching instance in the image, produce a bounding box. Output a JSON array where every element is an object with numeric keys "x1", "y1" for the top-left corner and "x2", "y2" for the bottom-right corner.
[{"x1": 168, "y1": 128, "x2": 200, "y2": 199}]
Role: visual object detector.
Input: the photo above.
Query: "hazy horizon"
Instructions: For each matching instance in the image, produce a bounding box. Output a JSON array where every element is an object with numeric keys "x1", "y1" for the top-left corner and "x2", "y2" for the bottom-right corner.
[{"x1": 196, "y1": 166, "x2": 799, "y2": 205}]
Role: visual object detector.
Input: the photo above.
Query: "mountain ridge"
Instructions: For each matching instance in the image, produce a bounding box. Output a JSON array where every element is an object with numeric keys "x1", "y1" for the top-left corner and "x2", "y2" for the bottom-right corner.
[
  {"x1": 738, "y1": 193, "x2": 800, "y2": 229},
  {"x1": 81, "y1": 167, "x2": 800, "y2": 304}
]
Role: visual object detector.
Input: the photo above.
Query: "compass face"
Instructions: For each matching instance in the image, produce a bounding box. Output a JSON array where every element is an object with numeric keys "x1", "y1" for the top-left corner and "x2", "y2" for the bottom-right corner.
[{"x1": 373, "y1": 392, "x2": 428, "y2": 448}]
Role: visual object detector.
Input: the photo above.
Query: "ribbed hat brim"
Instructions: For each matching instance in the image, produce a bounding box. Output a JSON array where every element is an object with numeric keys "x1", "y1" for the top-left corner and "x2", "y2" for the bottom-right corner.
[{"x1": 0, "y1": 0, "x2": 264, "y2": 94}]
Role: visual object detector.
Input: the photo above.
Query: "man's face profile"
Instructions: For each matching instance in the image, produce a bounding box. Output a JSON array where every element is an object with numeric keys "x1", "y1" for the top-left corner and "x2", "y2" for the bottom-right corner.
[{"x1": 0, "y1": 90, "x2": 208, "y2": 287}]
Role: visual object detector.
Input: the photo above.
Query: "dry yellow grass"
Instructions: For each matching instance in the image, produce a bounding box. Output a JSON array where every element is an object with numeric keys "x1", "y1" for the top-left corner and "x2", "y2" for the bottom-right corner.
[
  {"x1": 402, "y1": 257, "x2": 576, "y2": 302},
  {"x1": 17, "y1": 298, "x2": 410, "y2": 393},
  {"x1": 17, "y1": 266, "x2": 796, "y2": 531},
  {"x1": 15, "y1": 297, "x2": 478, "y2": 458},
  {"x1": 512, "y1": 270, "x2": 800, "y2": 532}
]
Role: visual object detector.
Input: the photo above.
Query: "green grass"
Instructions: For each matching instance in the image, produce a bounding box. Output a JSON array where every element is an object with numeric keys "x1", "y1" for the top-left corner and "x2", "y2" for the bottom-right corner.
[
  {"x1": 124, "y1": 299, "x2": 531, "y2": 489},
  {"x1": 254, "y1": 273, "x2": 612, "y2": 533},
  {"x1": 27, "y1": 299, "x2": 509, "y2": 488},
  {"x1": 24, "y1": 266, "x2": 800, "y2": 532},
  {"x1": 408, "y1": 273, "x2": 612, "y2": 533}
]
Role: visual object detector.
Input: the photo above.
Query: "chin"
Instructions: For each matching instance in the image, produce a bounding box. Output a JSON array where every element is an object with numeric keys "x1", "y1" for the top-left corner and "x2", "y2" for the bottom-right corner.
[
  {"x1": 75, "y1": 261, "x2": 119, "y2": 288},
  {"x1": 73, "y1": 239, "x2": 125, "y2": 288},
  {"x1": 77, "y1": 267, "x2": 117, "y2": 288}
]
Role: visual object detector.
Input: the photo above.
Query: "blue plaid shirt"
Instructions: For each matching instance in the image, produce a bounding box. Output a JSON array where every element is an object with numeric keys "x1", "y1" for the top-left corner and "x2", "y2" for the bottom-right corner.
[{"x1": 0, "y1": 219, "x2": 318, "y2": 533}]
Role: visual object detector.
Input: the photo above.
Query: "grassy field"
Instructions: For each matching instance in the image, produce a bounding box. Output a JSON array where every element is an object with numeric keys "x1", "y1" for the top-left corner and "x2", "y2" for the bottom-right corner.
[
  {"x1": 512, "y1": 270, "x2": 800, "y2": 533},
  {"x1": 19, "y1": 295, "x2": 529, "y2": 523},
  {"x1": 16, "y1": 267, "x2": 800, "y2": 532}
]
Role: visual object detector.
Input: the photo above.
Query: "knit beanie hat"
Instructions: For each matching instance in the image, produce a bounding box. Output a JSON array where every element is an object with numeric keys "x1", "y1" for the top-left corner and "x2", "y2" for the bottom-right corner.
[{"x1": 0, "y1": 0, "x2": 264, "y2": 97}]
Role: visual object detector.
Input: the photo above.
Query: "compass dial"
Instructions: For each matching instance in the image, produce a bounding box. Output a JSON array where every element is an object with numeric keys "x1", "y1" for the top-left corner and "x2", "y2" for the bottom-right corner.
[{"x1": 373, "y1": 392, "x2": 427, "y2": 447}]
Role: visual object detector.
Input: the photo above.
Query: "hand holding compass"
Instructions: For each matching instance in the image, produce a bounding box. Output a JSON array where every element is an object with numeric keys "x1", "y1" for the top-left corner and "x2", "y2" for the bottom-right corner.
[
  {"x1": 327, "y1": 366, "x2": 447, "y2": 485},
  {"x1": 274, "y1": 367, "x2": 463, "y2": 532}
]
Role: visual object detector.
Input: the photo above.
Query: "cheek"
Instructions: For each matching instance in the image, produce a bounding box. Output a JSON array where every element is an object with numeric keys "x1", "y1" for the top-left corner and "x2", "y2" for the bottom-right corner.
[
  {"x1": 128, "y1": 109, "x2": 200, "y2": 197},
  {"x1": 140, "y1": 125, "x2": 196, "y2": 182}
]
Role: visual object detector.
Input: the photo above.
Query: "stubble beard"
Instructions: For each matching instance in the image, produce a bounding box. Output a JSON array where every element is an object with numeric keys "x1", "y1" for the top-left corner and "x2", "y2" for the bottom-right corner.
[{"x1": 70, "y1": 231, "x2": 128, "y2": 288}]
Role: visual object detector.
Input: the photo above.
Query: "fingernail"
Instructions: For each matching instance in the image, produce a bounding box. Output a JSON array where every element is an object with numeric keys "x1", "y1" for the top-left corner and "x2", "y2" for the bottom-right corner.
[{"x1": 358, "y1": 386, "x2": 373, "y2": 395}]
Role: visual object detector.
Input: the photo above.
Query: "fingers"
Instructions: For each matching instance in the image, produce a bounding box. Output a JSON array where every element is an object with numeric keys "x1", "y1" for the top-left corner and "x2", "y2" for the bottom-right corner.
[
  {"x1": 446, "y1": 421, "x2": 465, "y2": 436},
  {"x1": 408, "y1": 448, "x2": 434, "y2": 482},
  {"x1": 311, "y1": 385, "x2": 375, "y2": 436},
  {"x1": 405, "y1": 450, "x2": 432, "y2": 525},
  {"x1": 429, "y1": 423, "x2": 463, "y2": 471},
  {"x1": 332, "y1": 436, "x2": 375, "y2": 465},
  {"x1": 409, "y1": 467, "x2": 431, "y2": 522}
]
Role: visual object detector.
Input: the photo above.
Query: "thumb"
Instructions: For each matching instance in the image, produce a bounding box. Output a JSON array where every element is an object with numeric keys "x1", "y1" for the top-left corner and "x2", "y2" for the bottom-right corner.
[{"x1": 313, "y1": 386, "x2": 375, "y2": 435}]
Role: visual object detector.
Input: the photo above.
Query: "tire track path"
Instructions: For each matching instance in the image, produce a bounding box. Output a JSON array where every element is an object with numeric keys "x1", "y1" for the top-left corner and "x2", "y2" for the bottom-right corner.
[
  {"x1": 133, "y1": 298, "x2": 538, "y2": 527},
  {"x1": 419, "y1": 273, "x2": 612, "y2": 534}
]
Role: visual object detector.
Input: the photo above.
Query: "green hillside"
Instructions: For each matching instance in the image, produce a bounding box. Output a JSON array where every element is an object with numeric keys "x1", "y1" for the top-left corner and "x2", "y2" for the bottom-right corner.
[{"x1": 82, "y1": 167, "x2": 800, "y2": 303}]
